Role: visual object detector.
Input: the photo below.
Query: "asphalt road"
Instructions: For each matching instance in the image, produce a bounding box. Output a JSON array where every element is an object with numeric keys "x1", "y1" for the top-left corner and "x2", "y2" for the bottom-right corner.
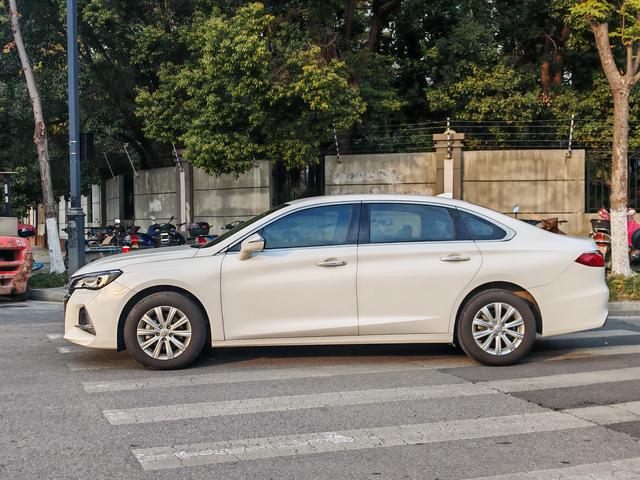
[{"x1": 1, "y1": 300, "x2": 640, "y2": 479}]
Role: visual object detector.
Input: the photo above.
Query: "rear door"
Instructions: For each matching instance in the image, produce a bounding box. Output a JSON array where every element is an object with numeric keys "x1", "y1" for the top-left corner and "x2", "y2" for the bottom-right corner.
[{"x1": 357, "y1": 202, "x2": 482, "y2": 335}]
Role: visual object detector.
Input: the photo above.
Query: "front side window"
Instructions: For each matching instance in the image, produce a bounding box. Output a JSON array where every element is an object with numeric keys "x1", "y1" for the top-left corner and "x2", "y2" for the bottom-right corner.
[
  {"x1": 261, "y1": 204, "x2": 356, "y2": 249},
  {"x1": 369, "y1": 203, "x2": 455, "y2": 243}
]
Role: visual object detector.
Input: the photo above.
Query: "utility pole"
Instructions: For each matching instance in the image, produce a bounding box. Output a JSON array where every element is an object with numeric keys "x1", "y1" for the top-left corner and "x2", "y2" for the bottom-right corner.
[{"x1": 66, "y1": 0, "x2": 85, "y2": 273}]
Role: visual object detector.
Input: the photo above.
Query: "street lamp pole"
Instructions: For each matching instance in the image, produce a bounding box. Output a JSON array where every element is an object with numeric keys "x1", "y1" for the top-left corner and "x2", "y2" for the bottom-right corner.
[{"x1": 66, "y1": 0, "x2": 85, "y2": 273}]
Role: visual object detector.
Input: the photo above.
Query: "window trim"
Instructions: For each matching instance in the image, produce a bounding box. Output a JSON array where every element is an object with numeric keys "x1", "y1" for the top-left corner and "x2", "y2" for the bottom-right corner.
[
  {"x1": 453, "y1": 206, "x2": 515, "y2": 242},
  {"x1": 225, "y1": 202, "x2": 362, "y2": 253},
  {"x1": 357, "y1": 201, "x2": 515, "y2": 245}
]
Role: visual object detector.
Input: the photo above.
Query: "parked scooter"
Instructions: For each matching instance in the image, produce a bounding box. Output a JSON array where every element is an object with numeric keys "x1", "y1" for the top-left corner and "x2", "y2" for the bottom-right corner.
[
  {"x1": 592, "y1": 208, "x2": 640, "y2": 267},
  {"x1": 147, "y1": 216, "x2": 186, "y2": 246},
  {"x1": 123, "y1": 224, "x2": 155, "y2": 249},
  {"x1": 185, "y1": 221, "x2": 217, "y2": 245}
]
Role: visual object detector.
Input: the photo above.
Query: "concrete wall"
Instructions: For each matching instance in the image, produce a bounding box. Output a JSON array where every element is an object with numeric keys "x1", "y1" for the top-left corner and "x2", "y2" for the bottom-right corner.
[
  {"x1": 105, "y1": 176, "x2": 121, "y2": 223},
  {"x1": 90, "y1": 184, "x2": 101, "y2": 225},
  {"x1": 325, "y1": 153, "x2": 437, "y2": 195},
  {"x1": 462, "y1": 150, "x2": 586, "y2": 235},
  {"x1": 193, "y1": 162, "x2": 271, "y2": 235},
  {"x1": 133, "y1": 167, "x2": 178, "y2": 229}
]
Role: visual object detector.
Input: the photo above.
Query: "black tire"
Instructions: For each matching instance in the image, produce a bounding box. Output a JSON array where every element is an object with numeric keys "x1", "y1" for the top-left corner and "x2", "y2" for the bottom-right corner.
[
  {"x1": 124, "y1": 292, "x2": 207, "y2": 370},
  {"x1": 9, "y1": 291, "x2": 28, "y2": 302},
  {"x1": 457, "y1": 289, "x2": 536, "y2": 366}
]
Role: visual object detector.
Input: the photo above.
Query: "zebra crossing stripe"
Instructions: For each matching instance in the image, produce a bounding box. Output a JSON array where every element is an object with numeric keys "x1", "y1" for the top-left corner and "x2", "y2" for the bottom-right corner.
[
  {"x1": 563, "y1": 400, "x2": 640, "y2": 425},
  {"x1": 464, "y1": 456, "x2": 640, "y2": 479},
  {"x1": 480, "y1": 366, "x2": 640, "y2": 393},
  {"x1": 103, "y1": 382, "x2": 499, "y2": 425},
  {"x1": 84, "y1": 360, "x2": 471, "y2": 393},
  {"x1": 131, "y1": 411, "x2": 591, "y2": 470}
]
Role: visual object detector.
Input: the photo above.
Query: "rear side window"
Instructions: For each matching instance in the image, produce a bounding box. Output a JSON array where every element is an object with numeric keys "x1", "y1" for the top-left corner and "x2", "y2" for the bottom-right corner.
[
  {"x1": 457, "y1": 210, "x2": 507, "y2": 241},
  {"x1": 369, "y1": 204, "x2": 455, "y2": 243}
]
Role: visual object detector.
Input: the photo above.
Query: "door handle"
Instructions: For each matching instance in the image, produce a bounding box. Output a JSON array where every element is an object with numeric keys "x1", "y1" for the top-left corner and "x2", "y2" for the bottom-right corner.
[
  {"x1": 440, "y1": 254, "x2": 471, "y2": 262},
  {"x1": 317, "y1": 258, "x2": 347, "y2": 267}
]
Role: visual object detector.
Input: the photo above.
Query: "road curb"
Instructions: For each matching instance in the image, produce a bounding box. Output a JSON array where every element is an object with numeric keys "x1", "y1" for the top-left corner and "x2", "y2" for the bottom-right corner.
[
  {"x1": 609, "y1": 301, "x2": 640, "y2": 315},
  {"x1": 28, "y1": 288, "x2": 67, "y2": 302}
]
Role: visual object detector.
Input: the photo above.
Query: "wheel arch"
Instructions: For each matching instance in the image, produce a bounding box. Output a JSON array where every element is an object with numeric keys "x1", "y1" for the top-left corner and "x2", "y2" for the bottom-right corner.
[
  {"x1": 453, "y1": 281, "x2": 542, "y2": 345},
  {"x1": 117, "y1": 285, "x2": 211, "y2": 351}
]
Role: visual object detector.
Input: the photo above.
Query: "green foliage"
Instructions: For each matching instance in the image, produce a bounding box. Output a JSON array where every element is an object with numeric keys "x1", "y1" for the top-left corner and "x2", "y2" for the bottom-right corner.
[
  {"x1": 137, "y1": 3, "x2": 364, "y2": 174},
  {"x1": 28, "y1": 271, "x2": 68, "y2": 288},
  {"x1": 607, "y1": 274, "x2": 640, "y2": 300}
]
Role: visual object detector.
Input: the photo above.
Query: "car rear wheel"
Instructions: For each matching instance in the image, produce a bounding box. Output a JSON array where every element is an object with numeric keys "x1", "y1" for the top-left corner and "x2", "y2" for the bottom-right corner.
[
  {"x1": 124, "y1": 292, "x2": 207, "y2": 369},
  {"x1": 457, "y1": 289, "x2": 536, "y2": 366}
]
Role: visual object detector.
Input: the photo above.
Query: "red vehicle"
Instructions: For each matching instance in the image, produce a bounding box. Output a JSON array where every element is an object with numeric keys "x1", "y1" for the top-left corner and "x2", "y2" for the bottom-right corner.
[{"x1": 0, "y1": 233, "x2": 33, "y2": 300}]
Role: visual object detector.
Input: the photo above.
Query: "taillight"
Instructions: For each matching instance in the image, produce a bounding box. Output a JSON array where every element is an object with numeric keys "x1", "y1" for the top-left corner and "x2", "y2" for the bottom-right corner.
[
  {"x1": 575, "y1": 252, "x2": 605, "y2": 267},
  {"x1": 593, "y1": 232, "x2": 610, "y2": 243},
  {"x1": 197, "y1": 236, "x2": 207, "y2": 245}
]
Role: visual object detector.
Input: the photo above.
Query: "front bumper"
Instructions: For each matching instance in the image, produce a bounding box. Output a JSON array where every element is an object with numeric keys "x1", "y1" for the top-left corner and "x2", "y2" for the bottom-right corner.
[{"x1": 63, "y1": 280, "x2": 132, "y2": 349}]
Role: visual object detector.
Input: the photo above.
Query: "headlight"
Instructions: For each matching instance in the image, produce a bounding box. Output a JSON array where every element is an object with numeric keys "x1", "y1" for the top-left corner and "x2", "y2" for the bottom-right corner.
[{"x1": 69, "y1": 270, "x2": 122, "y2": 292}]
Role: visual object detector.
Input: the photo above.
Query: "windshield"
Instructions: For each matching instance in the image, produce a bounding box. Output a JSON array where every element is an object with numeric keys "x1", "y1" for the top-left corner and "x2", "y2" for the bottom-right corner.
[{"x1": 193, "y1": 204, "x2": 288, "y2": 249}]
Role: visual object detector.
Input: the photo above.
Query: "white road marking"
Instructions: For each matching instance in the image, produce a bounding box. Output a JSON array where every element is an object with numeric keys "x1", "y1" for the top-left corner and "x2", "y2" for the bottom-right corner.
[
  {"x1": 67, "y1": 358, "x2": 136, "y2": 371},
  {"x1": 46, "y1": 334, "x2": 63, "y2": 340},
  {"x1": 131, "y1": 411, "x2": 591, "y2": 470},
  {"x1": 543, "y1": 329, "x2": 639, "y2": 340},
  {"x1": 481, "y1": 366, "x2": 640, "y2": 393},
  {"x1": 103, "y1": 382, "x2": 499, "y2": 425},
  {"x1": 564, "y1": 400, "x2": 640, "y2": 425},
  {"x1": 464, "y1": 456, "x2": 640, "y2": 479},
  {"x1": 83, "y1": 342, "x2": 640, "y2": 393},
  {"x1": 84, "y1": 360, "x2": 471, "y2": 393},
  {"x1": 533, "y1": 343, "x2": 640, "y2": 361},
  {"x1": 57, "y1": 347, "x2": 73, "y2": 354}
]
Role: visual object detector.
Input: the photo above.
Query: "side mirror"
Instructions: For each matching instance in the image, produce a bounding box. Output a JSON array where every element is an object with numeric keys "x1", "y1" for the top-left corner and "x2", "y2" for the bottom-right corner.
[{"x1": 238, "y1": 233, "x2": 265, "y2": 260}]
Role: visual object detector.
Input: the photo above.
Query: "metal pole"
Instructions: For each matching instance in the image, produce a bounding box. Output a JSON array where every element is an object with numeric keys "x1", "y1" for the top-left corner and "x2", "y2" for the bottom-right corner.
[{"x1": 66, "y1": 0, "x2": 85, "y2": 273}]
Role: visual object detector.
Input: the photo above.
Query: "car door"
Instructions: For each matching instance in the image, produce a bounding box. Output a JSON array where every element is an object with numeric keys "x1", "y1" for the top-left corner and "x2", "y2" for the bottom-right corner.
[
  {"x1": 221, "y1": 203, "x2": 360, "y2": 340},
  {"x1": 357, "y1": 202, "x2": 482, "y2": 335}
]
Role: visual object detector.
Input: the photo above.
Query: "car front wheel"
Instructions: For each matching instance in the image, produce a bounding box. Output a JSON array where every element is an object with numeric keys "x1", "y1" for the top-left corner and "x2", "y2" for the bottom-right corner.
[
  {"x1": 124, "y1": 291, "x2": 207, "y2": 369},
  {"x1": 457, "y1": 289, "x2": 536, "y2": 366}
]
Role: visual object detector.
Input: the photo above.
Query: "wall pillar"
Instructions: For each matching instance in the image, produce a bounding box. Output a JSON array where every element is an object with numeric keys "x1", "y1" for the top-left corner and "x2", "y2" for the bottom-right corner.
[{"x1": 433, "y1": 130, "x2": 465, "y2": 198}]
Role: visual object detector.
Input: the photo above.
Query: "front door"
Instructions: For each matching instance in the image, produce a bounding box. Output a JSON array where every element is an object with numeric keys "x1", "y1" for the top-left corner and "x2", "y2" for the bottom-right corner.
[
  {"x1": 221, "y1": 203, "x2": 360, "y2": 340},
  {"x1": 357, "y1": 202, "x2": 482, "y2": 335}
]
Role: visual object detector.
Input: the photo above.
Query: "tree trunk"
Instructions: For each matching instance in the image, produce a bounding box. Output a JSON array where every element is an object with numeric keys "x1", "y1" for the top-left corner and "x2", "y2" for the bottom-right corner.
[
  {"x1": 344, "y1": 0, "x2": 357, "y2": 45},
  {"x1": 610, "y1": 90, "x2": 633, "y2": 276},
  {"x1": 9, "y1": 0, "x2": 66, "y2": 273}
]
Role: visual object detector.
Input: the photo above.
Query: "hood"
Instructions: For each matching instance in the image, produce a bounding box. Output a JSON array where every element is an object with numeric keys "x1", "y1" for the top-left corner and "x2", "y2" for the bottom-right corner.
[{"x1": 72, "y1": 246, "x2": 198, "y2": 277}]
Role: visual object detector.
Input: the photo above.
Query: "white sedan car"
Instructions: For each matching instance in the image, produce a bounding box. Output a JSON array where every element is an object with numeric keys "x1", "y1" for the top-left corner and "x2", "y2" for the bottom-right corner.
[{"x1": 64, "y1": 195, "x2": 608, "y2": 369}]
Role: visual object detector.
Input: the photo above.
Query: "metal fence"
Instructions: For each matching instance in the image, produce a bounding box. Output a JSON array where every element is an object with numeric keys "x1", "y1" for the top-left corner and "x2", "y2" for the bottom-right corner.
[{"x1": 585, "y1": 150, "x2": 640, "y2": 213}]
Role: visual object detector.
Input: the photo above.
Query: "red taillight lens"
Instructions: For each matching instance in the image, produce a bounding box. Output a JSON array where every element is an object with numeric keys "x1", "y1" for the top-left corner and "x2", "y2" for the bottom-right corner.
[
  {"x1": 593, "y1": 232, "x2": 609, "y2": 242},
  {"x1": 575, "y1": 252, "x2": 605, "y2": 267},
  {"x1": 197, "y1": 236, "x2": 207, "y2": 245}
]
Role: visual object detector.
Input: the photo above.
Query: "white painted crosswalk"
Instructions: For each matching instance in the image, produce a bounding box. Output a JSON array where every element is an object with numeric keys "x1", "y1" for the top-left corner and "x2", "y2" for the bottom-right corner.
[
  {"x1": 132, "y1": 411, "x2": 591, "y2": 470},
  {"x1": 103, "y1": 382, "x2": 499, "y2": 425},
  {"x1": 464, "y1": 456, "x2": 640, "y2": 479},
  {"x1": 481, "y1": 366, "x2": 640, "y2": 393},
  {"x1": 45, "y1": 323, "x2": 640, "y2": 477}
]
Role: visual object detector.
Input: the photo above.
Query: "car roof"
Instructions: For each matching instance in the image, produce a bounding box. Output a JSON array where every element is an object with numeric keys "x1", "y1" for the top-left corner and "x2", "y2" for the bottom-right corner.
[{"x1": 286, "y1": 194, "x2": 472, "y2": 208}]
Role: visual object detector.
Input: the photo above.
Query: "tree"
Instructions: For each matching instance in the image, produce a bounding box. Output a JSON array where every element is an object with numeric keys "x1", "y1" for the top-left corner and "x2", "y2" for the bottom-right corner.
[
  {"x1": 571, "y1": 0, "x2": 640, "y2": 276},
  {"x1": 7, "y1": 0, "x2": 65, "y2": 273},
  {"x1": 137, "y1": 2, "x2": 364, "y2": 175}
]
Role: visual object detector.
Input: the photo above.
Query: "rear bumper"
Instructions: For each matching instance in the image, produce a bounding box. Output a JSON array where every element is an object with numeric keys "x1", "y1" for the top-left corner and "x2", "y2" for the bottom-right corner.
[{"x1": 531, "y1": 263, "x2": 609, "y2": 337}]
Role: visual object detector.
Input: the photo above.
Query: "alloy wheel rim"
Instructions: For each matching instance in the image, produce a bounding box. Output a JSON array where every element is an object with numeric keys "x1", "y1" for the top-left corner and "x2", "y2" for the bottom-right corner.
[
  {"x1": 136, "y1": 306, "x2": 192, "y2": 360},
  {"x1": 471, "y1": 302, "x2": 525, "y2": 356}
]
